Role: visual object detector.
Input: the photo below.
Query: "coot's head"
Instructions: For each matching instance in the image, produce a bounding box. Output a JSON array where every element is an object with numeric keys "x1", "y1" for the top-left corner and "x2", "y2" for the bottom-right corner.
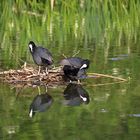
[
  {"x1": 80, "y1": 59, "x2": 90, "y2": 70},
  {"x1": 29, "y1": 41, "x2": 36, "y2": 53}
]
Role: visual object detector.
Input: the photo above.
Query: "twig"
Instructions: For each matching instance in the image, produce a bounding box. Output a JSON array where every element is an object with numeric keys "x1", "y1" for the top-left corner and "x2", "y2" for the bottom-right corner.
[
  {"x1": 72, "y1": 50, "x2": 80, "y2": 57},
  {"x1": 87, "y1": 72, "x2": 128, "y2": 82},
  {"x1": 26, "y1": 74, "x2": 39, "y2": 78},
  {"x1": 62, "y1": 54, "x2": 67, "y2": 58}
]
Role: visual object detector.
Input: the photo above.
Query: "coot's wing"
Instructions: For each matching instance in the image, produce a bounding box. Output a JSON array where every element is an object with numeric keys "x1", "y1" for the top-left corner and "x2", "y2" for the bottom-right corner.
[
  {"x1": 60, "y1": 57, "x2": 83, "y2": 68},
  {"x1": 37, "y1": 47, "x2": 53, "y2": 63},
  {"x1": 60, "y1": 59, "x2": 71, "y2": 66}
]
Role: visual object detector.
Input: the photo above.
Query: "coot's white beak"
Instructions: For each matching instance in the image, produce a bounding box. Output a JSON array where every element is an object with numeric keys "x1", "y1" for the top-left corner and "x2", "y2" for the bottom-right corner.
[
  {"x1": 29, "y1": 44, "x2": 33, "y2": 52},
  {"x1": 80, "y1": 64, "x2": 87, "y2": 70}
]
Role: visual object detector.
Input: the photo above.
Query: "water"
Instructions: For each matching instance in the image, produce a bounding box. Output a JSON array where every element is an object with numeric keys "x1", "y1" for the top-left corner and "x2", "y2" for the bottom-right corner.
[{"x1": 0, "y1": 2, "x2": 140, "y2": 140}]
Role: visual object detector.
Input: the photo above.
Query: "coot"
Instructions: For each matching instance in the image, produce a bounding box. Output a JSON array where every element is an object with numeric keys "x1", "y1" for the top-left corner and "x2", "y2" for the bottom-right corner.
[
  {"x1": 60, "y1": 57, "x2": 90, "y2": 82},
  {"x1": 29, "y1": 41, "x2": 53, "y2": 74}
]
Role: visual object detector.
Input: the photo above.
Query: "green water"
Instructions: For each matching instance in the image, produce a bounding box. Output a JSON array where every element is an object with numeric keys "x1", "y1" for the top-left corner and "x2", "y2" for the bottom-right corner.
[{"x1": 0, "y1": 1, "x2": 140, "y2": 140}]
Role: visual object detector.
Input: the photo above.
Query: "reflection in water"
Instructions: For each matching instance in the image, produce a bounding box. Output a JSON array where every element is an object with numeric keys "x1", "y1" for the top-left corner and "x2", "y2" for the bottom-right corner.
[
  {"x1": 129, "y1": 114, "x2": 140, "y2": 117},
  {"x1": 62, "y1": 83, "x2": 90, "y2": 106},
  {"x1": 29, "y1": 92, "x2": 53, "y2": 117},
  {"x1": 108, "y1": 54, "x2": 129, "y2": 61}
]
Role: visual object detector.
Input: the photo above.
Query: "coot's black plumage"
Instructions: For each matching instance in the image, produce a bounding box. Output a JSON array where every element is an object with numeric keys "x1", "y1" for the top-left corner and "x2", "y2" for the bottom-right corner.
[
  {"x1": 29, "y1": 93, "x2": 53, "y2": 117},
  {"x1": 62, "y1": 83, "x2": 90, "y2": 106},
  {"x1": 29, "y1": 41, "x2": 53, "y2": 74},
  {"x1": 60, "y1": 57, "x2": 90, "y2": 82}
]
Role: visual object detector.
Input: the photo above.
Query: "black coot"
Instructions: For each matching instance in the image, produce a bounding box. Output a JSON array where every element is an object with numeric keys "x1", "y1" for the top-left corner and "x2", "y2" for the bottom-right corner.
[
  {"x1": 29, "y1": 93, "x2": 53, "y2": 117},
  {"x1": 62, "y1": 83, "x2": 90, "y2": 106},
  {"x1": 60, "y1": 57, "x2": 90, "y2": 82},
  {"x1": 29, "y1": 41, "x2": 53, "y2": 74}
]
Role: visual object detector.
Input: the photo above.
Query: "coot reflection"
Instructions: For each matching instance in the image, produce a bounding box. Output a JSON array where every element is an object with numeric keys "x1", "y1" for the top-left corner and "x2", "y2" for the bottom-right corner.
[
  {"x1": 29, "y1": 93, "x2": 53, "y2": 117},
  {"x1": 62, "y1": 83, "x2": 90, "y2": 106}
]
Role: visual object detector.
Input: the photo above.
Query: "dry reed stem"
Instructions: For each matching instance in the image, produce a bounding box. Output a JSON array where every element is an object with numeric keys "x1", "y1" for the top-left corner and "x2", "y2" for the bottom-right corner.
[{"x1": 87, "y1": 72, "x2": 127, "y2": 82}]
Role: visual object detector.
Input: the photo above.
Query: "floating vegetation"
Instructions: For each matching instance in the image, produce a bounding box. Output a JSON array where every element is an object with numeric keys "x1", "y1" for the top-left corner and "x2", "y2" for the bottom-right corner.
[
  {"x1": 0, "y1": 63, "x2": 128, "y2": 88},
  {"x1": 0, "y1": 64, "x2": 64, "y2": 87}
]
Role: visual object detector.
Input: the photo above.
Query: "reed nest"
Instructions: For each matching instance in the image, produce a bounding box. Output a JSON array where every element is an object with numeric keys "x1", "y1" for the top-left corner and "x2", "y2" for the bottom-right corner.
[
  {"x1": 0, "y1": 63, "x2": 128, "y2": 87},
  {"x1": 0, "y1": 64, "x2": 64, "y2": 87}
]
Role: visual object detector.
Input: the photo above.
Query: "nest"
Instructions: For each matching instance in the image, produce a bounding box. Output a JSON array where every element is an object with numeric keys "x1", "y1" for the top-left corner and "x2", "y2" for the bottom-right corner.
[
  {"x1": 0, "y1": 63, "x2": 65, "y2": 87},
  {"x1": 0, "y1": 63, "x2": 128, "y2": 88}
]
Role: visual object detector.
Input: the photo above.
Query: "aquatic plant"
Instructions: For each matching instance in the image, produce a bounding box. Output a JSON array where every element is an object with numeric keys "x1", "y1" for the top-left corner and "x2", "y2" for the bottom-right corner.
[{"x1": 0, "y1": 0, "x2": 139, "y2": 68}]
